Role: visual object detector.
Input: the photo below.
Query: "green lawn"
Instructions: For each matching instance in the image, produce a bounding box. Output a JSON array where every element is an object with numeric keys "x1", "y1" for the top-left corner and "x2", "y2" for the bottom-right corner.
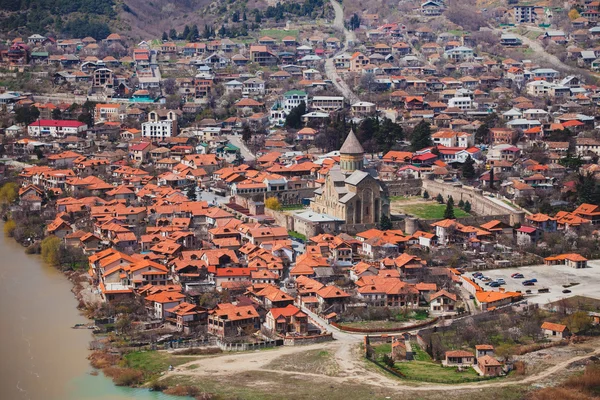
[
  {"x1": 373, "y1": 343, "x2": 392, "y2": 358},
  {"x1": 288, "y1": 230, "x2": 307, "y2": 241},
  {"x1": 281, "y1": 204, "x2": 305, "y2": 211},
  {"x1": 395, "y1": 361, "x2": 483, "y2": 383},
  {"x1": 123, "y1": 351, "x2": 195, "y2": 380},
  {"x1": 411, "y1": 344, "x2": 431, "y2": 362},
  {"x1": 259, "y1": 29, "x2": 299, "y2": 40},
  {"x1": 399, "y1": 203, "x2": 470, "y2": 219}
]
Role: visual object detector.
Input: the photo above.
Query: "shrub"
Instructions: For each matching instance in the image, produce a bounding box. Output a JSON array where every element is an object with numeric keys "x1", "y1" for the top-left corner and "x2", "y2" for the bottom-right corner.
[
  {"x1": 265, "y1": 196, "x2": 282, "y2": 210},
  {"x1": 3, "y1": 220, "x2": 16, "y2": 236},
  {"x1": 164, "y1": 386, "x2": 201, "y2": 397},
  {"x1": 103, "y1": 367, "x2": 144, "y2": 386},
  {"x1": 423, "y1": 190, "x2": 429, "y2": 199},
  {"x1": 41, "y1": 235, "x2": 61, "y2": 266},
  {"x1": 0, "y1": 182, "x2": 18, "y2": 204}
]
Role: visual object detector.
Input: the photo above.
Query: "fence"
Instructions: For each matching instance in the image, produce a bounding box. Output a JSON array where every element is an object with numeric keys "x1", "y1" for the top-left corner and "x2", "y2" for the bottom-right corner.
[
  {"x1": 215, "y1": 339, "x2": 283, "y2": 352},
  {"x1": 331, "y1": 317, "x2": 439, "y2": 333}
]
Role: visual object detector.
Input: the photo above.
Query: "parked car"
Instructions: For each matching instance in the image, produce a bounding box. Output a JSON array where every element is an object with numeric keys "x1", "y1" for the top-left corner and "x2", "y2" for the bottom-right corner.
[
  {"x1": 496, "y1": 278, "x2": 506, "y2": 284},
  {"x1": 528, "y1": 278, "x2": 537, "y2": 283},
  {"x1": 525, "y1": 290, "x2": 532, "y2": 294},
  {"x1": 522, "y1": 281, "x2": 535, "y2": 286},
  {"x1": 481, "y1": 276, "x2": 491, "y2": 282},
  {"x1": 511, "y1": 273, "x2": 524, "y2": 279},
  {"x1": 489, "y1": 282, "x2": 501, "y2": 288},
  {"x1": 562, "y1": 289, "x2": 571, "y2": 294},
  {"x1": 538, "y1": 288, "x2": 549, "y2": 293}
]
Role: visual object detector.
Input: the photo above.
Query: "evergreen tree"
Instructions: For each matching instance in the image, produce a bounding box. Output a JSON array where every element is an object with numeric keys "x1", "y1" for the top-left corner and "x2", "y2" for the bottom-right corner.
[
  {"x1": 462, "y1": 155, "x2": 476, "y2": 180},
  {"x1": 232, "y1": 10, "x2": 240, "y2": 22},
  {"x1": 255, "y1": 11, "x2": 262, "y2": 23},
  {"x1": 410, "y1": 120, "x2": 433, "y2": 151},
  {"x1": 489, "y1": 168, "x2": 495, "y2": 190},
  {"x1": 51, "y1": 108, "x2": 62, "y2": 120},
  {"x1": 182, "y1": 25, "x2": 191, "y2": 40},
  {"x1": 285, "y1": 101, "x2": 306, "y2": 129},
  {"x1": 15, "y1": 106, "x2": 40, "y2": 125},
  {"x1": 243, "y1": 11, "x2": 247, "y2": 21},
  {"x1": 169, "y1": 28, "x2": 177, "y2": 40},
  {"x1": 423, "y1": 190, "x2": 429, "y2": 199},
  {"x1": 458, "y1": 199, "x2": 465, "y2": 208},
  {"x1": 379, "y1": 214, "x2": 393, "y2": 230},
  {"x1": 436, "y1": 193, "x2": 444, "y2": 204},
  {"x1": 241, "y1": 125, "x2": 252, "y2": 143},
  {"x1": 187, "y1": 185, "x2": 196, "y2": 200},
  {"x1": 464, "y1": 201, "x2": 471, "y2": 213},
  {"x1": 444, "y1": 196, "x2": 455, "y2": 219},
  {"x1": 576, "y1": 172, "x2": 600, "y2": 205},
  {"x1": 189, "y1": 25, "x2": 199, "y2": 41},
  {"x1": 376, "y1": 117, "x2": 404, "y2": 153},
  {"x1": 475, "y1": 123, "x2": 490, "y2": 144},
  {"x1": 162, "y1": 31, "x2": 168, "y2": 41}
]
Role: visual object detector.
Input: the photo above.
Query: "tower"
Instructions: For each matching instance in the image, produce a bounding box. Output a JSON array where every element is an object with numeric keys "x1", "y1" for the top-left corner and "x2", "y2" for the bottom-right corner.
[{"x1": 339, "y1": 129, "x2": 365, "y2": 173}]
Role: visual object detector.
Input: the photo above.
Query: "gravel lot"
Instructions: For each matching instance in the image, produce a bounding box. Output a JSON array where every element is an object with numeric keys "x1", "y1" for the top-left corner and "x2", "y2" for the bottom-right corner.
[{"x1": 472, "y1": 260, "x2": 600, "y2": 305}]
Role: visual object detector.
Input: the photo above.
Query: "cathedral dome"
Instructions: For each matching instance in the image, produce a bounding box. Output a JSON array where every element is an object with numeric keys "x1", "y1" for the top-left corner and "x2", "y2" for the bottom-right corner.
[{"x1": 339, "y1": 129, "x2": 364, "y2": 155}]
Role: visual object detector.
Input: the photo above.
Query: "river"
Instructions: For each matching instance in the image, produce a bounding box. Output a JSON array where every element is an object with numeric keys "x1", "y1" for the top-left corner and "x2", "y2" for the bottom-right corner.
[{"x1": 0, "y1": 226, "x2": 189, "y2": 400}]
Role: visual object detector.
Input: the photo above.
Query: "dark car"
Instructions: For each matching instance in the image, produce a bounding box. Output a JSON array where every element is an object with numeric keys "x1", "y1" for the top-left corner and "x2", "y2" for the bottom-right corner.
[
  {"x1": 562, "y1": 289, "x2": 571, "y2": 294},
  {"x1": 522, "y1": 281, "x2": 535, "y2": 286}
]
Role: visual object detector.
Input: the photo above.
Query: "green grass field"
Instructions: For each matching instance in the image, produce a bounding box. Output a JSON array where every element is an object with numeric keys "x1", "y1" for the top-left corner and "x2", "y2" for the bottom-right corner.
[
  {"x1": 399, "y1": 203, "x2": 470, "y2": 219},
  {"x1": 259, "y1": 29, "x2": 299, "y2": 40},
  {"x1": 395, "y1": 361, "x2": 482, "y2": 383},
  {"x1": 124, "y1": 351, "x2": 195, "y2": 379}
]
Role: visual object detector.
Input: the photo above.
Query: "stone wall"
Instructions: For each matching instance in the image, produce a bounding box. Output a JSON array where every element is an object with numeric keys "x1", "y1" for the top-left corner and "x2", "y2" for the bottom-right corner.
[
  {"x1": 283, "y1": 333, "x2": 333, "y2": 345},
  {"x1": 422, "y1": 180, "x2": 525, "y2": 225},
  {"x1": 385, "y1": 179, "x2": 423, "y2": 197}
]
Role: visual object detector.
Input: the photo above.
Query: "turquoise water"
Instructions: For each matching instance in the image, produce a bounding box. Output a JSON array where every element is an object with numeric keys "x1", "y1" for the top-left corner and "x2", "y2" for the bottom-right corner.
[{"x1": 67, "y1": 373, "x2": 192, "y2": 400}]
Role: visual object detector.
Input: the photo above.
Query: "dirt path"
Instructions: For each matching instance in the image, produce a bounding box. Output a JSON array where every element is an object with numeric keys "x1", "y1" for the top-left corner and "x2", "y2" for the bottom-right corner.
[{"x1": 166, "y1": 344, "x2": 600, "y2": 392}]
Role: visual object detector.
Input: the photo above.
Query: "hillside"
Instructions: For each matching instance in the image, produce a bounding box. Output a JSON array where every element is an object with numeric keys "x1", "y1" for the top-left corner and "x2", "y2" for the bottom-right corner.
[{"x1": 0, "y1": 0, "x2": 116, "y2": 39}]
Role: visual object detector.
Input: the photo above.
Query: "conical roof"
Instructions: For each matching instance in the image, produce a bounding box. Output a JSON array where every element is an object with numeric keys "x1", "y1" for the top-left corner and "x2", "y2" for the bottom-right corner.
[{"x1": 339, "y1": 129, "x2": 364, "y2": 155}]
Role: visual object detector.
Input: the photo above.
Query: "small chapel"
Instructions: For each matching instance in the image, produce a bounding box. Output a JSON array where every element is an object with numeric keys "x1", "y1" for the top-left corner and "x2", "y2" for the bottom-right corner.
[{"x1": 310, "y1": 129, "x2": 390, "y2": 225}]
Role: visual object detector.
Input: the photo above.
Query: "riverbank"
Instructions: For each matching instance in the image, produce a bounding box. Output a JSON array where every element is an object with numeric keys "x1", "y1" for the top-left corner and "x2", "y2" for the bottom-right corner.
[{"x1": 0, "y1": 221, "x2": 191, "y2": 400}]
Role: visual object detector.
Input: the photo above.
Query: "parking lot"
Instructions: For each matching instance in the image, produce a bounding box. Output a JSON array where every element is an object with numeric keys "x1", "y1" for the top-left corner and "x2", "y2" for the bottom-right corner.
[{"x1": 472, "y1": 260, "x2": 600, "y2": 305}]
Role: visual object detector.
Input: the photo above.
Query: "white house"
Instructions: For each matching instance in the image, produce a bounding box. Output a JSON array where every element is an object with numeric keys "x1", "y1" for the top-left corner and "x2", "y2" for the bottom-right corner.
[{"x1": 28, "y1": 120, "x2": 88, "y2": 137}]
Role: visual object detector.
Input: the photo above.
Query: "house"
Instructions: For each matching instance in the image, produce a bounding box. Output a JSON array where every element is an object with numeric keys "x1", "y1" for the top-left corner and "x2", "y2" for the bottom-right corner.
[
  {"x1": 544, "y1": 253, "x2": 588, "y2": 268},
  {"x1": 541, "y1": 321, "x2": 570, "y2": 340},
  {"x1": 428, "y1": 290, "x2": 457, "y2": 314},
  {"x1": 444, "y1": 350, "x2": 475, "y2": 367},
  {"x1": 475, "y1": 344, "x2": 494, "y2": 359},
  {"x1": 28, "y1": 120, "x2": 87, "y2": 138},
  {"x1": 165, "y1": 302, "x2": 207, "y2": 334},
  {"x1": 145, "y1": 291, "x2": 186, "y2": 320},
  {"x1": 477, "y1": 355, "x2": 502, "y2": 377},
  {"x1": 207, "y1": 303, "x2": 261, "y2": 338},
  {"x1": 264, "y1": 305, "x2": 308, "y2": 335}
]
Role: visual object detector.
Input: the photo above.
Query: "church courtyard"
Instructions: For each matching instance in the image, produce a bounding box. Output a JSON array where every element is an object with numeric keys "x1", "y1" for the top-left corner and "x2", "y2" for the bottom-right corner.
[{"x1": 391, "y1": 197, "x2": 471, "y2": 219}]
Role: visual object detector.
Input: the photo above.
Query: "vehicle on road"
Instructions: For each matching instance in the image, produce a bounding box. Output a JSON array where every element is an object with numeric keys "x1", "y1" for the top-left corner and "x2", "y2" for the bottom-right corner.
[
  {"x1": 511, "y1": 273, "x2": 524, "y2": 278},
  {"x1": 538, "y1": 288, "x2": 550, "y2": 293},
  {"x1": 496, "y1": 278, "x2": 506, "y2": 284},
  {"x1": 525, "y1": 290, "x2": 532, "y2": 294},
  {"x1": 562, "y1": 289, "x2": 572, "y2": 294}
]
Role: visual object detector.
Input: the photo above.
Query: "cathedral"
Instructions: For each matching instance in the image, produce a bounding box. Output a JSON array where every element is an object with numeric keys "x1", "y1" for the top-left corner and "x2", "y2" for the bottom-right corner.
[{"x1": 311, "y1": 129, "x2": 390, "y2": 225}]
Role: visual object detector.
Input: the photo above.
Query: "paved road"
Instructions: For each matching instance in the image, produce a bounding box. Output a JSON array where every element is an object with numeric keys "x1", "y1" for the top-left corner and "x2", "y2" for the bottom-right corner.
[
  {"x1": 226, "y1": 134, "x2": 255, "y2": 161},
  {"x1": 325, "y1": 0, "x2": 360, "y2": 104}
]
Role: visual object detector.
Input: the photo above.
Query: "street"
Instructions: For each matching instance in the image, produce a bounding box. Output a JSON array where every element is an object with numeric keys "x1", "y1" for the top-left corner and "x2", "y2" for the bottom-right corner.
[{"x1": 226, "y1": 134, "x2": 255, "y2": 161}]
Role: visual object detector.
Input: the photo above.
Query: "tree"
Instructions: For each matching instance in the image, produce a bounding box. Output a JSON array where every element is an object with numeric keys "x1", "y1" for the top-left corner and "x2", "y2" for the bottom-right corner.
[
  {"x1": 41, "y1": 235, "x2": 61, "y2": 266},
  {"x1": 182, "y1": 25, "x2": 191, "y2": 40},
  {"x1": 576, "y1": 172, "x2": 600, "y2": 205},
  {"x1": 0, "y1": 182, "x2": 18, "y2": 205},
  {"x1": 189, "y1": 25, "x2": 199, "y2": 41},
  {"x1": 462, "y1": 155, "x2": 476, "y2": 180},
  {"x1": 78, "y1": 112, "x2": 93, "y2": 127},
  {"x1": 349, "y1": 13, "x2": 361, "y2": 30},
  {"x1": 163, "y1": 78, "x2": 176, "y2": 95},
  {"x1": 489, "y1": 168, "x2": 495, "y2": 190},
  {"x1": 285, "y1": 101, "x2": 306, "y2": 129},
  {"x1": 475, "y1": 123, "x2": 490, "y2": 145},
  {"x1": 458, "y1": 199, "x2": 465, "y2": 208},
  {"x1": 423, "y1": 190, "x2": 429, "y2": 199},
  {"x1": 186, "y1": 185, "x2": 196, "y2": 201},
  {"x1": 3, "y1": 220, "x2": 16, "y2": 236},
  {"x1": 566, "y1": 311, "x2": 593, "y2": 333},
  {"x1": 568, "y1": 8, "x2": 581, "y2": 20},
  {"x1": 265, "y1": 197, "x2": 282, "y2": 210},
  {"x1": 436, "y1": 193, "x2": 444, "y2": 204},
  {"x1": 410, "y1": 120, "x2": 433, "y2": 151},
  {"x1": 15, "y1": 106, "x2": 40, "y2": 125},
  {"x1": 444, "y1": 196, "x2": 455, "y2": 219},
  {"x1": 162, "y1": 31, "x2": 168, "y2": 41},
  {"x1": 169, "y1": 28, "x2": 177, "y2": 40},
  {"x1": 51, "y1": 108, "x2": 62, "y2": 120},
  {"x1": 464, "y1": 201, "x2": 471, "y2": 213},
  {"x1": 376, "y1": 117, "x2": 404, "y2": 153},
  {"x1": 241, "y1": 125, "x2": 252, "y2": 143},
  {"x1": 379, "y1": 214, "x2": 393, "y2": 230},
  {"x1": 232, "y1": 10, "x2": 240, "y2": 22}
]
